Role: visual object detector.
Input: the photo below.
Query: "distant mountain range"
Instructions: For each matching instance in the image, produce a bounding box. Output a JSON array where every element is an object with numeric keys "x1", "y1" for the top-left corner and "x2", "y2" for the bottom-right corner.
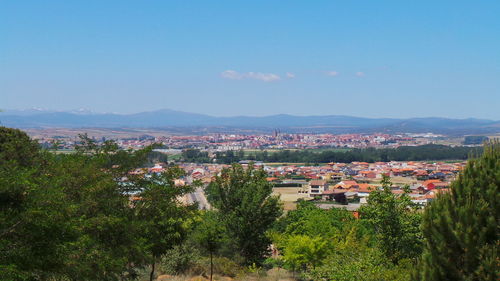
[{"x1": 1, "y1": 109, "x2": 499, "y2": 135}]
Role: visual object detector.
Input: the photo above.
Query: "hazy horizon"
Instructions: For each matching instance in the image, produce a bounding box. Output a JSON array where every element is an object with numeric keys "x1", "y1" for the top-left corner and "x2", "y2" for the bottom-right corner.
[{"x1": 3, "y1": 107, "x2": 500, "y2": 121}]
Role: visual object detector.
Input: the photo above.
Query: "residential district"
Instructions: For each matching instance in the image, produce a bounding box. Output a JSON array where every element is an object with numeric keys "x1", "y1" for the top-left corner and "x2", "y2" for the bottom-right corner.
[
  {"x1": 28, "y1": 131, "x2": 469, "y2": 213},
  {"x1": 137, "y1": 159, "x2": 461, "y2": 213}
]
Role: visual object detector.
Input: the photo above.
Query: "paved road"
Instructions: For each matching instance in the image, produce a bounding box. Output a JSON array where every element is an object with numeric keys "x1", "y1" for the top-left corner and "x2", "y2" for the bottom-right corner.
[
  {"x1": 184, "y1": 176, "x2": 211, "y2": 210},
  {"x1": 188, "y1": 186, "x2": 211, "y2": 210},
  {"x1": 317, "y1": 203, "x2": 361, "y2": 211}
]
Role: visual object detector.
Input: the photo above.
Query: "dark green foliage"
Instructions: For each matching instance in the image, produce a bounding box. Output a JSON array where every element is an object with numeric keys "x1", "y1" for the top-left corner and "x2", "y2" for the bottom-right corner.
[
  {"x1": 182, "y1": 148, "x2": 211, "y2": 163},
  {"x1": 191, "y1": 211, "x2": 225, "y2": 280},
  {"x1": 160, "y1": 243, "x2": 202, "y2": 275},
  {"x1": 262, "y1": 257, "x2": 284, "y2": 270},
  {"x1": 0, "y1": 127, "x2": 193, "y2": 281},
  {"x1": 160, "y1": 246, "x2": 243, "y2": 278},
  {"x1": 0, "y1": 127, "x2": 41, "y2": 167},
  {"x1": 359, "y1": 176, "x2": 422, "y2": 263},
  {"x1": 134, "y1": 166, "x2": 195, "y2": 280},
  {"x1": 205, "y1": 164, "x2": 283, "y2": 265},
  {"x1": 134, "y1": 167, "x2": 193, "y2": 258},
  {"x1": 463, "y1": 135, "x2": 488, "y2": 145},
  {"x1": 145, "y1": 150, "x2": 169, "y2": 166},
  {"x1": 190, "y1": 145, "x2": 480, "y2": 164},
  {"x1": 417, "y1": 141, "x2": 499, "y2": 281},
  {"x1": 275, "y1": 200, "x2": 355, "y2": 238},
  {"x1": 47, "y1": 152, "x2": 146, "y2": 280},
  {"x1": 306, "y1": 240, "x2": 413, "y2": 281},
  {"x1": 0, "y1": 128, "x2": 72, "y2": 280},
  {"x1": 214, "y1": 150, "x2": 240, "y2": 164},
  {"x1": 273, "y1": 200, "x2": 413, "y2": 280},
  {"x1": 192, "y1": 211, "x2": 225, "y2": 256}
]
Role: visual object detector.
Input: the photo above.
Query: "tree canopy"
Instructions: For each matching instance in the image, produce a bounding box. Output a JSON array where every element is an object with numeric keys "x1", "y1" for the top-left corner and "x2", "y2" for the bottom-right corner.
[
  {"x1": 359, "y1": 176, "x2": 422, "y2": 263},
  {"x1": 205, "y1": 163, "x2": 283, "y2": 265}
]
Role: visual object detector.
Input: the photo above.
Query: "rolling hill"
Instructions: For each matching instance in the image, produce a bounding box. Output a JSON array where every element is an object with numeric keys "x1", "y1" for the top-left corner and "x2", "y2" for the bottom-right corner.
[{"x1": 1, "y1": 109, "x2": 499, "y2": 135}]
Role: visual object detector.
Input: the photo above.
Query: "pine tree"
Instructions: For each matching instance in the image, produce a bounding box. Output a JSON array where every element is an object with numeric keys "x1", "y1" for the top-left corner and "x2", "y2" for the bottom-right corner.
[{"x1": 417, "y1": 141, "x2": 499, "y2": 280}]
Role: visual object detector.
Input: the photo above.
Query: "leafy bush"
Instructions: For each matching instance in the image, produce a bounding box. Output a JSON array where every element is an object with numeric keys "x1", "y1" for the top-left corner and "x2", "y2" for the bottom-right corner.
[
  {"x1": 160, "y1": 244, "x2": 202, "y2": 275},
  {"x1": 193, "y1": 257, "x2": 243, "y2": 278},
  {"x1": 262, "y1": 257, "x2": 284, "y2": 270}
]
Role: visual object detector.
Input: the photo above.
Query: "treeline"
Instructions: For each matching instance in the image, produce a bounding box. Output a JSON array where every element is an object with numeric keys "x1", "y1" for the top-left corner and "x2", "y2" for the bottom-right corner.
[
  {"x1": 463, "y1": 135, "x2": 488, "y2": 145},
  {"x1": 182, "y1": 144, "x2": 481, "y2": 164}
]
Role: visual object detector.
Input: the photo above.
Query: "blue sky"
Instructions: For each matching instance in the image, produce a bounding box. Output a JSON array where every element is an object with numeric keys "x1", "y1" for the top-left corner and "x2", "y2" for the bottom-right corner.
[{"x1": 1, "y1": 0, "x2": 499, "y2": 119}]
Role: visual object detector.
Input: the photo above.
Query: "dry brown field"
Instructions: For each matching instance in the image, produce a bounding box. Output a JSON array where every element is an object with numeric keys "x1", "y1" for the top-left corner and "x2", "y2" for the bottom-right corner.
[
  {"x1": 272, "y1": 187, "x2": 309, "y2": 211},
  {"x1": 366, "y1": 176, "x2": 418, "y2": 186}
]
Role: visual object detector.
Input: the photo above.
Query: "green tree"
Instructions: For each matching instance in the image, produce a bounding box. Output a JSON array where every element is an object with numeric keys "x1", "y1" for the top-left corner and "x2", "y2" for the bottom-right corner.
[
  {"x1": 0, "y1": 129, "x2": 165, "y2": 280},
  {"x1": 276, "y1": 200, "x2": 354, "y2": 238},
  {"x1": 192, "y1": 211, "x2": 225, "y2": 281},
  {"x1": 39, "y1": 136, "x2": 153, "y2": 280},
  {"x1": 306, "y1": 241, "x2": 412, "y2": 281},
  {"x1": 133, "y1": 166, "x2": 195, "y2": 281},
  {"x1": 281, "y1": 235, "x2": 329, "y2": 271},
  {"x1": 359, "y1": 175, "x2": 422, "y2": 263},
  {"x1": 417, "y1": 141, "x2": 499, "y2": 281},
  {"x1": 0, "y1": 126, "x2": 41, "y2": 167},
  {"x1": 0, "y1": 128, "x2": 73, "y2": 280},
  {"x1": 205, "y1": 163, "x2": 283, "y2": 265}
]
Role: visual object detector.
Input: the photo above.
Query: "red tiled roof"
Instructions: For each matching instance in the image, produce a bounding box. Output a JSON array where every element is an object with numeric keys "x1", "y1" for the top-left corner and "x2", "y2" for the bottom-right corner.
[
  {"x1": 358, "y1": 183, "x2": 375, "y2": 193},
  {"x1": 423, "y1": 179, "x2": 441, "y2": 187},
  {"x1": 342, "y1": 180, "x2": 357, "y2": 185}
]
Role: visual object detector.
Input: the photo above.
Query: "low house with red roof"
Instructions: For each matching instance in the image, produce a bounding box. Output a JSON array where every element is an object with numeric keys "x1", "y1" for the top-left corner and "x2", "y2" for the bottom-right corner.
[
  {"x1": 266, "y1": 177, "x2": 279, "y2": 182},
  {"x1": 413, "y1": 188, "x2": 451, "y2": 205},
  {"x1": 354, "y1": 183, "x2": 377, "y2": 204},
  {"x1": 414, "y1": 170, "x2": 429, "y2": 180},
  {"x1": 428, "y1": 182, "x2": 450, "y2": 189},
  {"x1": 423, "y1": 179, "x2": 442, "y2": 190},
  {"x1": 320, "y1": 189, "x2": 345, "y2": 202},
  {"x1": 409, "y1": 183, "x2": 427, "y2": 194},
  {"x1": 334, "y1": 180, "x2": 358, "y2": 189},
  {"x1": 360, "y1": 171, "x2": 377, "y2": 179},
  {"x1": 355, "y1": 183, "x2": 376, "y2": 198},
  {"x1": 357, "y1": 183, "x2": 376, "y2": 194}
]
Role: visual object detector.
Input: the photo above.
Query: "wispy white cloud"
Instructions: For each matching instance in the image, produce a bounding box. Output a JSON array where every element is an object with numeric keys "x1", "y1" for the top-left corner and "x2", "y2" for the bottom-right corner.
[
  {"x1": 221, "y1": 70, "x2": 243, "y2": 80},
  {"x1": 221, "y1": 70, "x2": 281, "y2": 82},
  {"x1": 286, "y1": 72, "x2": 295, "y2": 78},
  {"x1": 355, "y1": 71, "x2": 365, "y2": 77},
  {"x1": 326, "y1": 71, "x2": 339, "y2": 77},
  {"x1": 246, "y1": 72, "x2": 281, "y2": 82}
]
